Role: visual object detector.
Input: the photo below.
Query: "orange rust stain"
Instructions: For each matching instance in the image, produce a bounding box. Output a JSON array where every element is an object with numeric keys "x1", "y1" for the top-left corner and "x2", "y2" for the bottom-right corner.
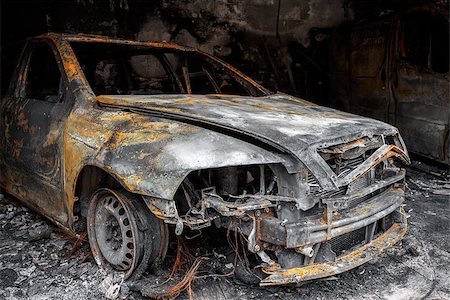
[
  {"x1": 97, "y1": 96, "x2": 185, "y2": 113},
  {"x1": 62, "y1": 114, "x2": 109, "y2": 218},
  {"x1": 62, "y1": 106, "x2": 200, "y2": 223},
  {"x1": 12, "y1": 139, "x2": 24, "y2": 158},
  {"x1": 17, "y1": 112, "x2": 29, "y2": 131},
  {"x1": 172, "y1": 97, "x2": 200, "y2": 105},
  {"x1": 29, "y1": 125, "x2": 37, "y2": 135},
  {"x1": 263, "y1": 223, "x2": 406, "y2": 282},
  {"x1": 63, "y1": 62, "x2": 79, "y2": 80},
  {"x1": 278, "y1": 262, "x2": 335, "y2": 278},
  {"x1": 111, "y1": 130, "x2": 171, "y2": 147},
  {"x1": 252, "y1": 103, "x2": 276, "y2": 111}
]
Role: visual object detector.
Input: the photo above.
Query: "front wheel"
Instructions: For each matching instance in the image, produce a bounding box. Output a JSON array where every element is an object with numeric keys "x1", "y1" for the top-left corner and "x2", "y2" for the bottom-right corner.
[{"x1": 87, "y1": 188, "x2": 168, "y2": 279}]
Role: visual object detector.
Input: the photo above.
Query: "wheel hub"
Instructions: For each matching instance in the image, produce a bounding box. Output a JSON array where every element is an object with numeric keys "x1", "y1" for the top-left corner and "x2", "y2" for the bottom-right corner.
[{"x1": 94, "y1": 195, "x2": 136, "y2": 271}]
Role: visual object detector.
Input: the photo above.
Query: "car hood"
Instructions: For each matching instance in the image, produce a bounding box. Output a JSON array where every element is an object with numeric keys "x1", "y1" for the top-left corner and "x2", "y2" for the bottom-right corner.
[
  {"x1": 94, "y1": 92, "x2": 401, "y2": 195},
  {"x1": 97, "y1": 93, "x2": 397, "y2": 157}
]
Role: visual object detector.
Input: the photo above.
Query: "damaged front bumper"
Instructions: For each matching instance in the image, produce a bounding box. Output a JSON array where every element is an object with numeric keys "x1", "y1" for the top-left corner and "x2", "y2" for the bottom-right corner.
[
  {"x1": 257, "y1": 186, "x2": 408, "y2": 285},
  {"x1": 260, "y1": 221, "x2": 407, "y2": 285},
  {"x1": 258, "y1": 186, "x2": 405, "y2": 248}
]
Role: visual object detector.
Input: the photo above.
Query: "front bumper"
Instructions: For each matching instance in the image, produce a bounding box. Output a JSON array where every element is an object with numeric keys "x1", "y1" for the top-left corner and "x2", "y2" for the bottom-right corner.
[
  {"x1": 257, "y1": 186, "x2": 407, "y2": 285},
  {"x1": 259, "y1": 186, "x2": 405, "y2": 248},
  {"x1": 260, "y1": 221, "x2": 406, "y2": 285}
]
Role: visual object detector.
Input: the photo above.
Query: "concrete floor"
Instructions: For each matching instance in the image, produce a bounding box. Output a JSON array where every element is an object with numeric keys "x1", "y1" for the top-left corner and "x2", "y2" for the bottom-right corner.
[{"x1": 0, "y1": 160, "x2": 449, "y2": 299}]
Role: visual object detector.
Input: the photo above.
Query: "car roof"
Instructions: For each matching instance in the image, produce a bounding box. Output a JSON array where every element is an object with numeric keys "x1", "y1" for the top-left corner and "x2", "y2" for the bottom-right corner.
[
  {"x1": 30, "y1": 33, "x2": 271, "y2": 94},
  {"x1": 34, "y1": 33, "x2": 195, "y2": 52}
]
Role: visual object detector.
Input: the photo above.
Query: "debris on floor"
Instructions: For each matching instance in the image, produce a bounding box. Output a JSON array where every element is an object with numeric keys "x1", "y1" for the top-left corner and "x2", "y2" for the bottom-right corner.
[{"x1": 99, "y1": 272, "x2": 125, "y2": 299}]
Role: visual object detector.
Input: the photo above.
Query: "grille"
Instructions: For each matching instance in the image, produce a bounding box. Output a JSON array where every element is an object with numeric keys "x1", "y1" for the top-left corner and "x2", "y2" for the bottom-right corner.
[
  {"x1": 347, "y1": 186, "x2": 390, "y2": 210},
  {"x1": 307, "y1": 173, "x2": 347, "y2": 198},
  {"x1": 348, "y1": 173, "x2": 371, "y2": 191},
  {"x1": 323, "y1": 211, "x2": 397, "y2": 259},
  {"x1": 307, "y1": 173, "x2": 321, "y2": 193},
  {"x1": 308, "y1": 140, "x2": 395, "y2": 213},
  {"x1": 314, "y1": 186, "x2": 347, "y2": 198},
  {"x1": 377, "y1": 211, "x2": 396, "y2": 234},
  {"x1": 319, "y1": 136, "x2": 383, "y2": 177},
  {"x1": 327, "y1": 155, "x2": 365, "y2": 176},
  {"x1": 307, "y1": 173, "x2": 318, "y2": 185},
  {"x1": 325, "y1": 226, "x2": 366, "y2": 256},
  {"x1": 346, "y1": 194, "x2": 371, "y2": 209},
  {"x1": 311, "y1": 151, "x2": 370, "y2": 199}
]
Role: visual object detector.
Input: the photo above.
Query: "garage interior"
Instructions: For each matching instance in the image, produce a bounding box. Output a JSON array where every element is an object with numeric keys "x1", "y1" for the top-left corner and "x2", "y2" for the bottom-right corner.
[{"x1": 0, "y1": 0, "x2": 449, "y2": 299}]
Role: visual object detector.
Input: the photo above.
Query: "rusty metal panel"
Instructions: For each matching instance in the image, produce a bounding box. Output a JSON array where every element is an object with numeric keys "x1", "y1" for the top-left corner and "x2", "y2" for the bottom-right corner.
[{"x1": 394, "y1": 66, "x2": 449, "y2": 162}]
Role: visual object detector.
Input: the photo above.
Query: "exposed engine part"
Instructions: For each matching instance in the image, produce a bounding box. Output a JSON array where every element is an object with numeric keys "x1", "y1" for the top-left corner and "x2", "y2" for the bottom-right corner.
[{"x1": 217, "y1": 166, "x2": 239, "y2": 196}]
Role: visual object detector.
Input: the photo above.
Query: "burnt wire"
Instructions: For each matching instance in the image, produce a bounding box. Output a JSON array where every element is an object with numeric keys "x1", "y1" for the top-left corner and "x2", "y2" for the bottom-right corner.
[{"x1": 155, "y1": 221, "x2": 263, "y2": 298}]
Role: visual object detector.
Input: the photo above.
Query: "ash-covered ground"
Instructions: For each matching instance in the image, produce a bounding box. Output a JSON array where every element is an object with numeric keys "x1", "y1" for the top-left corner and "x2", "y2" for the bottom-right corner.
[{"x1": 0, "y1": 160, "x2": 449, "y2": 300}]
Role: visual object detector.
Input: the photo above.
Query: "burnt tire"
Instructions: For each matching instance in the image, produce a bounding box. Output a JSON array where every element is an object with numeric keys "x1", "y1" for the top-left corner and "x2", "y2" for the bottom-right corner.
[{"x1": 87, "y1": 188, "x2": 168, "y2": 279}]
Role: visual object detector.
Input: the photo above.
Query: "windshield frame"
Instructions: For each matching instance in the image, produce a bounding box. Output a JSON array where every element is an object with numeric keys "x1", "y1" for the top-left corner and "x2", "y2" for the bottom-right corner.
[{"x1": 68, "y1": 39, "x2": 273, "y2": 97}]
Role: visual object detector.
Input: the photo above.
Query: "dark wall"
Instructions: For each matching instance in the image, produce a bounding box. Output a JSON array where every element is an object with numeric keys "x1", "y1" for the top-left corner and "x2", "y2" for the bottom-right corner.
[
  {"x1": 0, "y1": 0, "x2": 348, "y2": 99},
  {"x1": 0, "y1": 0, "x2": 154, "y2": 94},
  {"x1": 1, "y1": 0, "x2": 447, "y2": 100}
]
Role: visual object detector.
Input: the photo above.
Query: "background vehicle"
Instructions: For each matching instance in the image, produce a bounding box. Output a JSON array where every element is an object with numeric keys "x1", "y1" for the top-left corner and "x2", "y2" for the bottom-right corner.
[{"x1": 329, "y1": 4, "x2": 449, "y2": 164}]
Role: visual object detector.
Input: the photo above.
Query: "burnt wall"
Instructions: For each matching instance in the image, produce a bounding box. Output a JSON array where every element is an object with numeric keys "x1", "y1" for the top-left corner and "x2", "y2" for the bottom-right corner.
[
  {"x1": 1, "y1": 0, "x2": 447, "y2": 102},
  {"x1": 0, "y1": 0, "x2": 154, "y2": 95}
]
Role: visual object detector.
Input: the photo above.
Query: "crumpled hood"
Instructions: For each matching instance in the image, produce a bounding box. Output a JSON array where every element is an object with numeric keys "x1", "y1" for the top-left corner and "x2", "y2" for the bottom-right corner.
[
  {"x1": 96, "y1": 92, "x2": 401, "y2": 193},
  {"x1": 97, "y1": 93, "x2": 398, "y2": 158}
]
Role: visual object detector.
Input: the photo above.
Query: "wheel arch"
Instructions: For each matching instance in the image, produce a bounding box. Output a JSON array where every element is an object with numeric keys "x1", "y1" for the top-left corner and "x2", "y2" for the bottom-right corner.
[
  {"x1": 71, "y1": 164, "x2": 136, "y2": 231},
  {"x1": 69, "y1": 163, "x2": 189, "y2": 232}
]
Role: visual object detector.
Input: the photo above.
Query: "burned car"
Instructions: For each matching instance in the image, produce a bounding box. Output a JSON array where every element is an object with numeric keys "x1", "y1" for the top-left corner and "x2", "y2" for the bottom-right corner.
[{"x1": 0, "y1": 33, "x2": 410, "y2": 285}]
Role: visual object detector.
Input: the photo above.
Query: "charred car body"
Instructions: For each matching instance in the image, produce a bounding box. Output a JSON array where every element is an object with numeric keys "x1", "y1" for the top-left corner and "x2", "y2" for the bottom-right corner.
[{"x1": 0, "y1": 34, "x2": 410, "y2": 285}]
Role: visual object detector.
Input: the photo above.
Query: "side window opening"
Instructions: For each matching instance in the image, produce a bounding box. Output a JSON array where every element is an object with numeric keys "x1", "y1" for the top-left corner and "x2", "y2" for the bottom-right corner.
[
  {"x1": 402, "y1": 12, "x2": 449, "y2": 74},
  {"x1": 25, "y1": 43, "x2": 63, "y2": 102}
]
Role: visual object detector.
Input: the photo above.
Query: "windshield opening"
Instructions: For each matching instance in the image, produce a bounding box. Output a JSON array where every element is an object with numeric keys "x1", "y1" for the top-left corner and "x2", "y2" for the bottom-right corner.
[{"x1": 69, "y1": 41, "x2": 268, "y2": 97}]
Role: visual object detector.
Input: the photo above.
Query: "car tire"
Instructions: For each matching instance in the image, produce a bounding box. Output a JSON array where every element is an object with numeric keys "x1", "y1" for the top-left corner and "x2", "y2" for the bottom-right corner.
[{"x1": 87, "y1": 188, "x2": 168, "y2": 279}]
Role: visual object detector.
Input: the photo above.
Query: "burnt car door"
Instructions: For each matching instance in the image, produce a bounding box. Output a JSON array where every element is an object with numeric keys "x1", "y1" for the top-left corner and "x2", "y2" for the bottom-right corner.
[
  {"x1": 392, "y1": 9, "x2": 449, "y2": 163},
  {"x1": 0, "y1": 41, "x2": 70, "y2": 223}
]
